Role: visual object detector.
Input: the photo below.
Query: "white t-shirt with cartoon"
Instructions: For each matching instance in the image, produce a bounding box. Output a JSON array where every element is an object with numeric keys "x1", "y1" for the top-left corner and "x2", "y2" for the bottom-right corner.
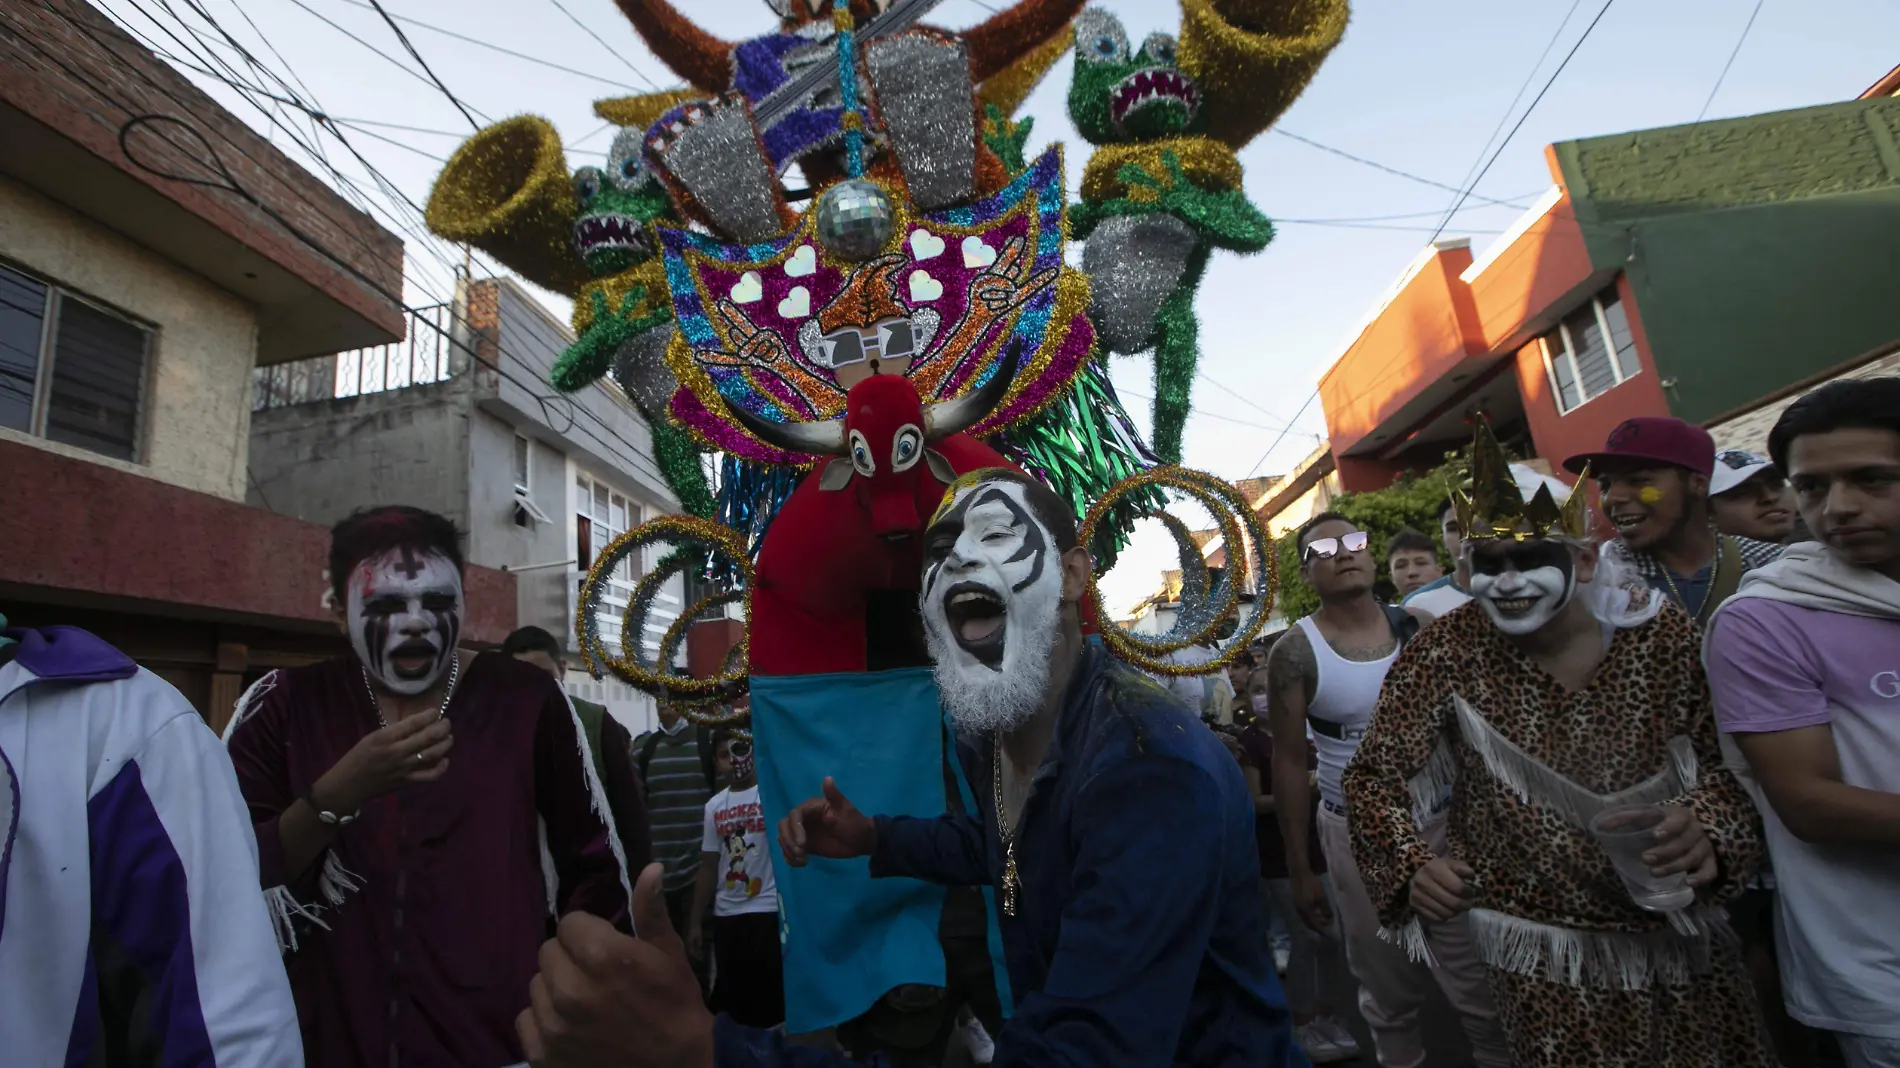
[{"x1": 701, "y1": 784, "x2": 777, "y2": 917}]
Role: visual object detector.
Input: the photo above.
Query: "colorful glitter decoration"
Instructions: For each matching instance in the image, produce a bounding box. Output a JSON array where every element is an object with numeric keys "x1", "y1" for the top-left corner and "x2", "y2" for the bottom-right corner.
[
  {"x1": 1078, "y1": 465, "x2": 1275, "y2": 675},
  {"x1": 1066, "y1": 1, "x2": 1348, "y2": 462},
  {"x1": 574, "y1": 514, "x2": 753, "y2": 701}
]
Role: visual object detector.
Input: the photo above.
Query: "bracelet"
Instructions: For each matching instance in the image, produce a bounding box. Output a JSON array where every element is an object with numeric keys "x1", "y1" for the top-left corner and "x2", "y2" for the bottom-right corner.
[{"x1": 302, "y1": 789, "x2": 359, "y2": 826}]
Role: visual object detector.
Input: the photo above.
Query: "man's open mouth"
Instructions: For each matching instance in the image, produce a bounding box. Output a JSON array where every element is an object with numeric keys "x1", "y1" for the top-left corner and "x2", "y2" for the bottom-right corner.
[
  {"x1": 1490, "y1": 595, "x2": 1539, "y2": 615},
  {"x1": 574, "y1": 213, "x2": 653, "y2": 261},
  {"x1": 1608, "y1": 511, "x2": 1646, "y2": 533},
  {"x1": 388, "y1": 640, "x2": 440, "y2": 678},
  {"x1": 942, "y1": 581, "x2": 1006, "y2": 668},
  {"x1": 1110, "y1": 68, "x2": 1202, "y2": 127}
]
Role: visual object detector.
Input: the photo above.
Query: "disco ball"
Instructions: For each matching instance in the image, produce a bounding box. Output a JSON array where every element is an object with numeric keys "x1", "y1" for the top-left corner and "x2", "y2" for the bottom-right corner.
[{"x1": 815, "y1": 179, "x2": 895, "y2": 260}]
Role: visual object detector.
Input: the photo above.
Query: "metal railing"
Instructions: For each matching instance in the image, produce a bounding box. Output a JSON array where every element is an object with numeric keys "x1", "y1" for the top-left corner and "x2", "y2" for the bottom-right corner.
[{"x1": 253, "y1": 302, "x2": 458, "y2": 411}]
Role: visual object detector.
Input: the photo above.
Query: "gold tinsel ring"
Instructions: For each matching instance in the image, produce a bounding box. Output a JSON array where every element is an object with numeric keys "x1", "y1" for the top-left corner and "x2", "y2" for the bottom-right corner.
[
  {"x1": 1079, "y1": 466, "x2": 1275, "y2": 676},
  {"x1": 574, "y1": 515, "x2": 752, "y2": 699}
]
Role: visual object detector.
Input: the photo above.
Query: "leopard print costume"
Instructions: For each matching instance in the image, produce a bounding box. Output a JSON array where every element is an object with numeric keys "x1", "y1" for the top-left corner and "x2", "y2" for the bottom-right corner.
[{"x1": 1343, "y1": 600, "x2": 1774, "y2": 1067}]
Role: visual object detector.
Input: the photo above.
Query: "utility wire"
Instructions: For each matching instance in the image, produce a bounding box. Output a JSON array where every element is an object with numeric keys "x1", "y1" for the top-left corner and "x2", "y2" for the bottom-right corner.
[
  {"x1": 1697, "y1": 0, "x2": 1765, "y2": 122},
  {"x1": 364, "y1": 0, "x2": 480, "y2": 129},
  {"x1": 1426, "y1": 0, "x2": 1619, "y2": 245},
  {"x1": 543, "y1": 0, "x2": 662, "y2": 89},
  {"x1": 332, "y1": 0, "x2": 656, "y2": 94},
  {"x1": 1244, "y1": 391, "x2": 1321, "y2": 479},
  {"x1": 1273, "y1": 129, "x2": 1531, "y2": 210}
]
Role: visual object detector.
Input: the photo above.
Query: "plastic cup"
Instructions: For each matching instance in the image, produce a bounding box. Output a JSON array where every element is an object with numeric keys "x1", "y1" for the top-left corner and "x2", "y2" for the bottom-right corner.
[{"x1": 1587, "y1": 804, "x2": 1695, "y2": 913}]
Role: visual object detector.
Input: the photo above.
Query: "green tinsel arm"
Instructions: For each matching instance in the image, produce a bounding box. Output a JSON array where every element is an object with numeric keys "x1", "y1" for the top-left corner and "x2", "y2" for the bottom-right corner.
[
  {"x1": 1094, "y1": 151, "x2": 1276, "y2": 253},
  {"x1": 1149, "y1": 249, "x2": 1210, "y2": 466},
  {"x1": 550, "y1": 287, "x2": 669, "y2": 393},
  {"x1": 651, "y1": 416, "x2": 715, "y2": 519},
  {"x1": 980, "y1": 104, "x2": 1034, "y2": 178}
]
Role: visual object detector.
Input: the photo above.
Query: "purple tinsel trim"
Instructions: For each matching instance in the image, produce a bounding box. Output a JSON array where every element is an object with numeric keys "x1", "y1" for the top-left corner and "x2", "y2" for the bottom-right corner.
[{"x1": 673, "y1": 389, "x2": 813, "y2": 468}]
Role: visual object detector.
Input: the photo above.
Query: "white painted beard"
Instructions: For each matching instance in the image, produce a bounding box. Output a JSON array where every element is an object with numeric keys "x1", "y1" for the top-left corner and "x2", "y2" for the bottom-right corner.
[
  {"x1": 924, "y1": 577, "x2": 1061, "y2": 736},
  {"x1": 1470, "y1": 565, "x2": 1574, "y2": 635}
]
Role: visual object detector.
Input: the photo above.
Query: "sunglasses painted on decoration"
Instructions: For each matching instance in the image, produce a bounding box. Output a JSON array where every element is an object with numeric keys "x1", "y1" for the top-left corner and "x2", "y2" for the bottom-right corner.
[{"x1": 1303, "y1": 531, "x2": 1369, "y2": 561}]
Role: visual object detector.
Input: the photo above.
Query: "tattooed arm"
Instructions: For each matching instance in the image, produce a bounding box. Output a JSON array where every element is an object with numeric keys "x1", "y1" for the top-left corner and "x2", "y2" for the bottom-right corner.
[{"x1": 1267, "y1": 627, "x2": 1331, "y2": 932}]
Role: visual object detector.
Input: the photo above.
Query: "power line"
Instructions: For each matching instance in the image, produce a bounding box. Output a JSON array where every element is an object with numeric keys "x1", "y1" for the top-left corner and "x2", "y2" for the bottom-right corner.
[
  {"x1": 277, "y1": 0, "x2": 486, "y2": 118},
  {"x1": 1272, "y1": 129, "x2": 1532, "y2": 210},
  {"x1": 1434, "y1": 0, "x2": 1585, "y2": 238},
  {"x1": 1194, "y1": 371, "x2": 1297, "y2": 430},
  {"x1": 1697, "y1": 0, "x2": 1765, "y2": 122},
  {"x1": 1427, "y1": 0, "x2": 1619, "y2": 246},
  {"x1": 543, "y1": 0, "x2": 662, "y2": 89},
  {"x1": 364, "y1": 0, "x2": 480, "y2": 129},
  {"x1": 1244, "y1": 391, "x2": 1321, "y2": 479},
  {"x1": 331, "y1": 0, "x2": 656, "y2": 94}
]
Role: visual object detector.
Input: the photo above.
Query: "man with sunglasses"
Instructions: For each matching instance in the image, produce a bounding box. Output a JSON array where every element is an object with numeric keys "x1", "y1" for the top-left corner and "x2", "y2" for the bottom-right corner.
[
  {"x1": 1267, "y1": 514, "x2": 1512, "y2": 1068},
  {"x1": 688, "y1": 730, "x2": 784, "y2": 1030}
]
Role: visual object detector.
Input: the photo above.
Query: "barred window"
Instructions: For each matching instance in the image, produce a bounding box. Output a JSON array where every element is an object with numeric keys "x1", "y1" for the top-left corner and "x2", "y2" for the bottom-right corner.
[{"x1": 0, "y1": 262, "x2": 150, "y2": 461}]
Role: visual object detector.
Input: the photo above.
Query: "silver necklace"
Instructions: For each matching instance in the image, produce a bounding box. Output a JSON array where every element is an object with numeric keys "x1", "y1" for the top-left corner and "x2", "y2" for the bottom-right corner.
[
  {"x1": 361, "y1": 652, "x2": 460, "y2": 729},
  {"x1": 993, "y1": 740, "x2": 1021, "y2": 917}
]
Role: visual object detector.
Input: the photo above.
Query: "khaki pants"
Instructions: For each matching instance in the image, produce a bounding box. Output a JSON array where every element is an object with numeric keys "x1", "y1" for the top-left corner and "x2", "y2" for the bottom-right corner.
[{"x1": 1316, "y1": 804, "x2": 1512, "y2": 1068}]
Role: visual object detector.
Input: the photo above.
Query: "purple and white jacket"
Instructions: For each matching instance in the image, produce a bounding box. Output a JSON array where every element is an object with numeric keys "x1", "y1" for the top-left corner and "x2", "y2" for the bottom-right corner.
[{"x1": 0, "y1": 625, "x2": 301, "y2": 1067}]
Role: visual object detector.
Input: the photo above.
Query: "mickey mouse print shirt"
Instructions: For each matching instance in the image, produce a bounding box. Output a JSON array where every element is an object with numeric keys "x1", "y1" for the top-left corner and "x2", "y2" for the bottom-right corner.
[{"x1": 702, "y1": 784, "x2": 778, "y2": 917}]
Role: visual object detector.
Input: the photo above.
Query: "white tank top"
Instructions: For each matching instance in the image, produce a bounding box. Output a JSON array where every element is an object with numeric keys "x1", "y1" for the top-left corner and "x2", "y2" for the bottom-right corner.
[{"x1": 1295, "y1": 614, "x2": 1400, "y2": 810}]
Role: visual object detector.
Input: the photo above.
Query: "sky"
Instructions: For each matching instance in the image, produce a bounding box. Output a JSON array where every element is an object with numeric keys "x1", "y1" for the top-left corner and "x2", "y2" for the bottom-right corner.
[{"x1": 99, "y1": 0, "x2": 1900, "y2": 617}]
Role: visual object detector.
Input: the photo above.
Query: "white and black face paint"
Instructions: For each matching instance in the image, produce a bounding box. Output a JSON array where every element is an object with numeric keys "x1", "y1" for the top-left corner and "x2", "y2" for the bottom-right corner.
[
  {"x1": 1466, "y1": 539, "x2": 1576, "y2": 636},
  {"x1": 919, "y1": 480, "x2": 1064, "y2": 734},
  {"x1": 346, "y1": 546, "x2": 464, "y2": 695}
]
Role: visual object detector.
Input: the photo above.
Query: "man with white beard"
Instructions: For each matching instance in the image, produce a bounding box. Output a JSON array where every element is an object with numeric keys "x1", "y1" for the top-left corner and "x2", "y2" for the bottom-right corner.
[
  {"x1": 1344, "y1": 421, "x2": 1773, "y2": 1067},
  {"x1": 507, "y1": 469, "x2": 1302, "y2": 1067}
]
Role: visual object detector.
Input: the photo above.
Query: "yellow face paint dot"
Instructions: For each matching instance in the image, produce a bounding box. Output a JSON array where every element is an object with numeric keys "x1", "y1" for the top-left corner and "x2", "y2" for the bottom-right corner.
[{"x1": 1637, "y1": 486, "x2": 1664, "y2": 505}]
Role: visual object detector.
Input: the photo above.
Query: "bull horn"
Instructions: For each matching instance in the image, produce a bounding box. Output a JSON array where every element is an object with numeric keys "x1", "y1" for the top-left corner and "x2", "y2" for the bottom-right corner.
[
  {"x1": 725, "y1": 398, "x2": 848, "y2": 456},
  {"x1": 924, "y1": 346, "x2": 1020, "y2": 441}
]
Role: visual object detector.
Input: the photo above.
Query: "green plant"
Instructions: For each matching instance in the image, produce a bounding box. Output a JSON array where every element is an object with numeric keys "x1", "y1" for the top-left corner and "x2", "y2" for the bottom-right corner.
[{"x1": 1273, "y1": 450, "x2": 1474, "y2": 621}]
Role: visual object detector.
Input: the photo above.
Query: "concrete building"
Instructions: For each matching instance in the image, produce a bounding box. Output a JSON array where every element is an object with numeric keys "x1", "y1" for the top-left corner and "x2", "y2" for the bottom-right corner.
[
  {"x1": 249, "y1": 276, "x2": 689, "y2": 733},
  {"x1": 1317, "y1": 86, "x2": 1900, "y2": 493},
  {"x1": 0, "y1": 0, "x2": 515, "y2": 727}
]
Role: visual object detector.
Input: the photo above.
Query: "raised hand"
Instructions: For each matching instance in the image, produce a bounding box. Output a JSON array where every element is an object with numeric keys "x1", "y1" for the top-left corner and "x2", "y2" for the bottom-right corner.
[
  {"x1": 516, "y1": 863, "x2": 715, "y2": 1068},
  {"x1": 713, "y1": 299, "x2": 792, "y2": 365},
  {"x1": 312, "y1": 713, "x2": 453, "y2": 815},
  {"x1": 967, "y1": 235, "x2": 1056, "y2": 318},
  {"x1": 779, "y1": 776, "x2": 878, "y2": 867}
]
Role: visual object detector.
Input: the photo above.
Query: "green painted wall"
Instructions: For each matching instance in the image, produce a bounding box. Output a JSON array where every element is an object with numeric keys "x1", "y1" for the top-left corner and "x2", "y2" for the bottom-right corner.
[{"x1": 1553, "y1": 98, "x2": 1900, "y2": 423}]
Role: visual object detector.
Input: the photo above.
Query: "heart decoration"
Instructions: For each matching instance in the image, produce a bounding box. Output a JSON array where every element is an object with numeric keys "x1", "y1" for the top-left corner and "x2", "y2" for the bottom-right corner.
[
  {"x1": 909, "y1": 228, "x2": 945, "y2": 261},
  {"x1": 730, "y1": 271, "x2": 763, "y2": 304},
  {"x1": 777, "y1": 286, "x2": 811, "y2": 319},
  {"x1": 784, "y1": 244, "x2": 817, "y2": 278},
  {"x1": 961, "y1": 236, "x2": 997, "y2": 269},
  {"x1": 907, "y1": 269, "x2": 943, "y2": 303}
]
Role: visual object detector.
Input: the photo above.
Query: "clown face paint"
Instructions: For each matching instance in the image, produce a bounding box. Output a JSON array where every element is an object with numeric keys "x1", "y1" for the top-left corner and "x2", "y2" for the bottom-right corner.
[
  {"x1": 920, "y1": 480, "x2": 1063, "y2": 734},
  {"x1": 346, "y1": 546, "x2": 464, "y2": 696},
  {"x1": 1466, "y1": 539, "x2": 1576, "y2": 636}
]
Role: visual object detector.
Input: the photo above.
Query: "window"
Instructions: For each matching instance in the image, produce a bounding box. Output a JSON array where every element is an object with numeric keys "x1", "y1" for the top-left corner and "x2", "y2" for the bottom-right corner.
[
  {"x1": 0, "y1": 263, "x2": 151, "y2": 461},
  {"x1": 513, "y1": 434, "x2": 532, "y2": 493},
  {"x1": 575, "y1": 474, "x2": 642, "y2": 648},
  {"x1": 1540, "y1": 286, "x2": 1642, "y2": 414}
]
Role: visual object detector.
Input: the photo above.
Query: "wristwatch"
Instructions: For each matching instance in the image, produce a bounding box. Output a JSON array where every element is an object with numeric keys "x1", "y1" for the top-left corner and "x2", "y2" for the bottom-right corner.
[{"x1": 303, "y1": 790, "x2": 359, "y2": 826}]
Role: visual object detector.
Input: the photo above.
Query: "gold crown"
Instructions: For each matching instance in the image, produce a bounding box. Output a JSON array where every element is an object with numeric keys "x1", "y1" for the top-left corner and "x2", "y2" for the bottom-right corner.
[{"x1": 1450, "y1": 418, "x2": 1589, "y2": 542}]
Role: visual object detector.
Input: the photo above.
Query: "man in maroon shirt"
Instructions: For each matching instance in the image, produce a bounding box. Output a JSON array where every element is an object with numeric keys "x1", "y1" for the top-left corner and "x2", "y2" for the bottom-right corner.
[{"x1": 224, "y1": 505, "x2": 629, "y2": 1068}]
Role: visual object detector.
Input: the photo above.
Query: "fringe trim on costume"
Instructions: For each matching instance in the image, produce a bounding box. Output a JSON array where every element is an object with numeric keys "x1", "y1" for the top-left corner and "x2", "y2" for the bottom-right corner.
[
  {"x1": 539, "y1": 817, "x2": 559, "y2": 917},
  {"x1": 1450, "y1": 695, "x2": 1697, "y2": 830},
  {"x1": 262, "y1": 885, "x2": 329, "y2": 954},
  {"x1": 1407, "y1": 736, "x2": 1460, "y2": 828},
  {"x1": 318, "y1": 850, "x2": 363, "y2": 907},
  {"x1": 221, "y1": 669, "x2": 280, "y2": 743},
  {"x1": 1378, "y1": 918, "x2": 1439, "y2": 969},
  {"x1": 553, "y1": 691, "x2": 634, "y2": 912},
  {"x1": 1464, "y1": 907, "x2": 1731, "y2": 991}
]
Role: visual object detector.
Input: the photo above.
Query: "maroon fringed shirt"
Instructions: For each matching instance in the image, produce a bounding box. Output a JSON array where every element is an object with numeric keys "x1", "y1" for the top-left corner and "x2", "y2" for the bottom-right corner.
[{"x1": 226, "y1": 652, "x2": 628, "y2": 1068}]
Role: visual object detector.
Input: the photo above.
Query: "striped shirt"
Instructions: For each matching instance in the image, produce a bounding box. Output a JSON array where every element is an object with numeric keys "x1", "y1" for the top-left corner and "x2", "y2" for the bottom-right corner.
[{"x1": 642, "y1": 719, "x2": 715, "y2": 892}]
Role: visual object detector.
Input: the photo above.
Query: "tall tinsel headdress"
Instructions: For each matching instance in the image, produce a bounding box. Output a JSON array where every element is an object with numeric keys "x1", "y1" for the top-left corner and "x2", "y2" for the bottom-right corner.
[{"x1": 1451, "y1": 417, "x2": 1589, "y2": 542}]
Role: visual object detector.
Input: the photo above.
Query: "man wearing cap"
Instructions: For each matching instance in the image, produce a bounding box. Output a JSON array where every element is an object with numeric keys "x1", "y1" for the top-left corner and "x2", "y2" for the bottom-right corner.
[
  {"x1": 1565, "y1": 417, "x2": 1783, "y2": 630},
  {"x1": 1708, "y1": 449, "x2": 1799, "y2": 545}
]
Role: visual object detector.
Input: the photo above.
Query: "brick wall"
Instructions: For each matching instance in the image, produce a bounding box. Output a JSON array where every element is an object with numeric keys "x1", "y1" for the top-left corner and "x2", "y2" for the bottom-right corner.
[
  {"x1": 1709, "y1": 345, "x2": 1900, "y2": 456},
  {"x1": 0, "y1": 0, "x2": 402, "y2": 329}
]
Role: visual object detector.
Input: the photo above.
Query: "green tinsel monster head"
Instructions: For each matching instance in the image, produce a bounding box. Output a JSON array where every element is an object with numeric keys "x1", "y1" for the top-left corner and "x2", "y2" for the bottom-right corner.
[
  {"x1": 571, "y1": 126, "x2": 675, "y2": 277},
  {"x1": 1068, "y1": 7, "x2": 1205, "y2": 146}
]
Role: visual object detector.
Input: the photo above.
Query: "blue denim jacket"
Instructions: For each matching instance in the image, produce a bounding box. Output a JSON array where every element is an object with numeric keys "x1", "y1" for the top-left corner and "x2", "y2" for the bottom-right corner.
[{"x1": 717, "y1": 642, "x2": 1304, "y2": 1067}]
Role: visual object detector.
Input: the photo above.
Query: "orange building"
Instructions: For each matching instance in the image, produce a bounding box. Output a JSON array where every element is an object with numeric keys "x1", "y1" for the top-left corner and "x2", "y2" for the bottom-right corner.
[{"x1": 1318, "y1": 88, "x2": 1900, "y2": 493}]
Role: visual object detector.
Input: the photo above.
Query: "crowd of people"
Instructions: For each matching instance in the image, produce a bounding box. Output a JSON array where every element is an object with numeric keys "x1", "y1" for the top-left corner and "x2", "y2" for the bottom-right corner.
[{"x1": 1, "y1": 377, "x2": 1895, "y2": 1067}]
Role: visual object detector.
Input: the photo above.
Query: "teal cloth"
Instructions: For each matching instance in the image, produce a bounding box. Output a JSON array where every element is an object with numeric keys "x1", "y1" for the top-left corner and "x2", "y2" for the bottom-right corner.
[
  {"x1": 751, "y1": 668, "x2": 954, "y2": 1033},
  {"x1": 0, "y1": 612, "x2": 13, "y2": 649}
]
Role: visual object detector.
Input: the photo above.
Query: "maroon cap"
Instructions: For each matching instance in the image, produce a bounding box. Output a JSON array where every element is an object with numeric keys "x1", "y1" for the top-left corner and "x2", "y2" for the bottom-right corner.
[{"x1": 1563, "y1": 417, "x2": 1714, "y2": 477}]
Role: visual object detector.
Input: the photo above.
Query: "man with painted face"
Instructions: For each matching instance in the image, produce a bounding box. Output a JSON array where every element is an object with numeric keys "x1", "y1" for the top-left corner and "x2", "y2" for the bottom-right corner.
[
  {"x1": 509, "y1": 469, "x2": 1303, "y2": 1067},
  {"x1": 1345, "y1": 420, "x2": 1773, "y2": 1067},
  {"x1": 224, "y1": 506, "x2": 630, "y2": 1068},
  {"x1": 1567, "y1": 417, "x2": 1782, "y2": 629}
]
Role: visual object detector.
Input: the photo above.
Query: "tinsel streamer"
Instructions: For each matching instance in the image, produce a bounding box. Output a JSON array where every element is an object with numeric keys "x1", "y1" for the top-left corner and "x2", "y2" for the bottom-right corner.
[
  {"x1": 833, "y1": 1, "x2": 865, "y2": 177},
  {"x1": 1149, "y1": 249, "x2": 1209, "y2": 465},
  {"x1": 652, "y1": 419, "x2": 716, "y2": 519},
  {"x1": 715, "y1": 455, "x2": 803, "y2": 563},
  {"x1": 1077, "y1": 466, "x2": 1274, "y2": 675},
  {"x1": 990, "y1": 357, "x2": 1163, "y2": 570},
  {"x1": 574, "y1": 515, "x2": 752, "y2": 700}
]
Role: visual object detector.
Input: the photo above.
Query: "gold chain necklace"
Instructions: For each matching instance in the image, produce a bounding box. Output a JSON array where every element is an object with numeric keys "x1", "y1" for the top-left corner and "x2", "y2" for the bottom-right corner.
[
  {"x1": 1657, "y1": 536, "x2": 1723, "y2": 623},
  {"x1": 992, "y1": 742, "x2": 1021, "y2": 918}
]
